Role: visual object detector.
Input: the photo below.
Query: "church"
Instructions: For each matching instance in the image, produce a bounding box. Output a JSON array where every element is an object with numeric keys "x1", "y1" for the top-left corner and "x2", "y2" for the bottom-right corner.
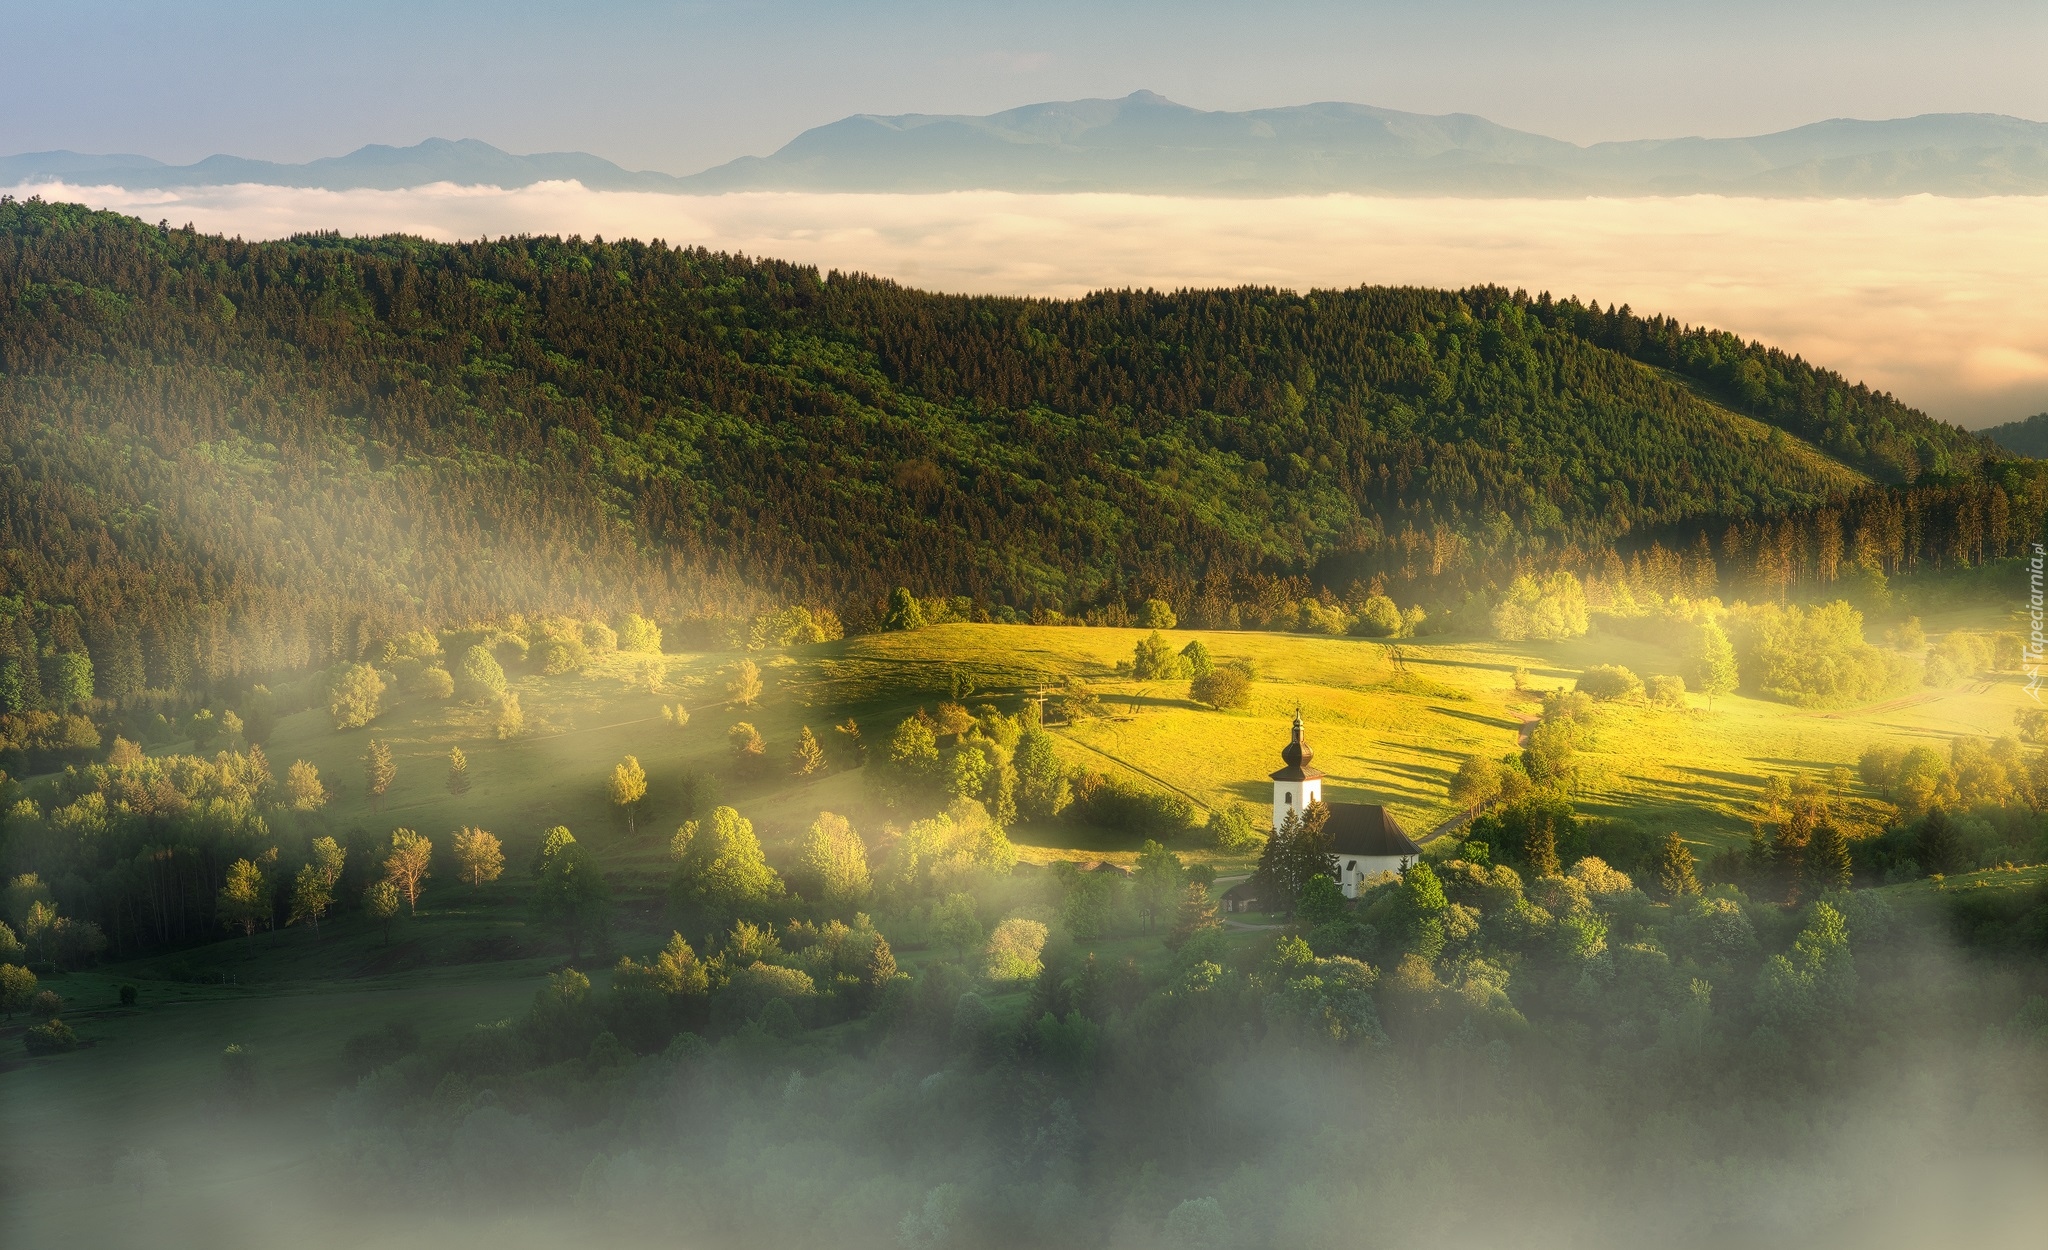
[{"x1": 1269, "y1": 710, "x2": 1421, "y2": 898}]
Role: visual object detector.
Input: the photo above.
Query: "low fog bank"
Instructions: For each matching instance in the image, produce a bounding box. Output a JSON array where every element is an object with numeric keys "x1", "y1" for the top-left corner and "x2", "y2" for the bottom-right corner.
[
  {"x1": 7, "y1": 908, "x2": 2046, "y2": 1250},
  {"x1": 5, "y1": 181, "x2": 2044, "y2": 427}
]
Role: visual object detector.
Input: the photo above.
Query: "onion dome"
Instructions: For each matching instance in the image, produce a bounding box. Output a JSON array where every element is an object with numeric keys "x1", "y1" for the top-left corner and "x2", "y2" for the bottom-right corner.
[{"x1": 1281, "y1": 708, "x2": 1313, "y2": 769}]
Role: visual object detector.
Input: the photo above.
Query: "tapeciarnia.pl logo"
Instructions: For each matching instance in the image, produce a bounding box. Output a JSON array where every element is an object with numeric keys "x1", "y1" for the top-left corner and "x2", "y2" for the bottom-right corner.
[{"x1": 2029, "y1": 542, "x2": 2046, "y2": 702}]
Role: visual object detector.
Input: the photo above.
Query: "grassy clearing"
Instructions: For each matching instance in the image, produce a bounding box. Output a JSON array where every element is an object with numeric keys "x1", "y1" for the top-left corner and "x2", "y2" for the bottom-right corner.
[
  {"x1": 796, "y1": 619, "x2": 2023, "y2": 857},
  {"x1": 254, "y1": 613, "x2": 2025, "y2": 879}
]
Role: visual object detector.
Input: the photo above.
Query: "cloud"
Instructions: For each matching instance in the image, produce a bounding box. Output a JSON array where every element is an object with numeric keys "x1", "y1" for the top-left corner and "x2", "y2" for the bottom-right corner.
[{"x1": 14, "y1": 180, "x2": 2048, "y2": 426}]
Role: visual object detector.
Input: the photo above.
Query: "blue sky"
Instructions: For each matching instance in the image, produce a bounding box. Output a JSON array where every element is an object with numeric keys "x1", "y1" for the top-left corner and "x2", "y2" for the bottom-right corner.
[{"x1": 4, "y1": 0, "x2": 2045, "y2": 170}]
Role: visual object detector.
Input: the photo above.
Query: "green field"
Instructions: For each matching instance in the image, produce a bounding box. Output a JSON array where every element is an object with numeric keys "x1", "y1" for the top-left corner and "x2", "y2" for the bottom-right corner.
[{"x1": 260, "y1": 614, "x2": 2025, "y2": 881}]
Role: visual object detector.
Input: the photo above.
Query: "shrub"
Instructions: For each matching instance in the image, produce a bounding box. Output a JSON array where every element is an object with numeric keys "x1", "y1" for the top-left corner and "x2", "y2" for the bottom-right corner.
[
  {"x1": 1204, "y1": 803, "x2": 1264, "y2": 851},
  {"x1": 617, "y1": 613, "x2": 663, "y2": 653},
  {"x1": 983, "y1": 917, "x2": 1050, "y2": 983},
  {"x1": 1069, "y1": 774, "x2": 1195, "y2": 835},
  {"x1": 1190, "y1": 667, "x2": 1251, "y2": 709},
  {"x1": 1351, "y1": 594, "x2": 1405, "y2": 638},
  {"x1": 536, "y1": 637, "x2": 588, "y2": 676},
  {"x1": 458, "y1": 644, "x2": 507, "y2": 699},
  {"x1": 118, "y1": 984, "x2": 137, "y2": 1007},
  {"x1": 23, "y1": 1018, "x2": 78, "y2": 1056},
  {"x1": 1646, "y1": 674, "x2": 1686, "y2": 707},
  {"x1": 1576, "y1": 664, "x2": 1644, "y2": 701},
  {"x1": 1133, "y1": 631, "x2": 1189, "y2": 680},
  {"x1": 29, "y1": 989, "x2": 62, "y2": 1021}
]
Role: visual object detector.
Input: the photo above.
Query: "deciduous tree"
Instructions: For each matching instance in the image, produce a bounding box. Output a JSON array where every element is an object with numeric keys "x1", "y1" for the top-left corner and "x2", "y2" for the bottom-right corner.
[
  {"x1": 1132, "y1": 839, "x2": 1185, "y2": 931},
  {"x1": 218, "y1": 858, "x2": 268, "y2": 943},
  {"x1": 607, "y1": 755, "x2": 648, "y2": 834},
  {"x1": 285, "y1": 760, "x2": 327, "y2": 811},
  {"x1": 452, "y1": 827, "x2": 505, "y2": 887},
  {"x1": 363, "y1": 880, "x2": 400, "y2": 945},
  {"x1": 383, "y1": 829, "x2": 433, "y2": 915},
  {"x1": 288, "y1": 863, "x2": 332, "y2": 935},
  {"x1": 531, "y1": 826, "x2": 612, "y2": 958},
  {"x1": 328, "y1": 663, "x2": 385, "y2": 729},
  {"x1": 797, "y1": 812, "x2": 871, "y2": 909}
]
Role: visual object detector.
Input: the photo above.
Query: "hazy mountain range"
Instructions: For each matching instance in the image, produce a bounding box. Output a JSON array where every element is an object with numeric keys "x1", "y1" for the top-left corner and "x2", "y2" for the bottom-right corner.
[{"x1": 9, "y1": 91, "x2": 2048, "y2": 197}]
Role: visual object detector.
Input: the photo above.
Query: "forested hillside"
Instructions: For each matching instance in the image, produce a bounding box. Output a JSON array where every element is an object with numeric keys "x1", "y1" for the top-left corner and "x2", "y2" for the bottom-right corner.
[{"x1": 0, "y1": 197, "x2": 2007, "y2": 698}]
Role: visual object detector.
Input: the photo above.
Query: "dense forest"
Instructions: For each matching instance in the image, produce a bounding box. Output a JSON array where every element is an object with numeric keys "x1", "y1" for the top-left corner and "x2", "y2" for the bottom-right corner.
[{"x1": 0, "y1": 197, "x2": 2022, "y2": 707}]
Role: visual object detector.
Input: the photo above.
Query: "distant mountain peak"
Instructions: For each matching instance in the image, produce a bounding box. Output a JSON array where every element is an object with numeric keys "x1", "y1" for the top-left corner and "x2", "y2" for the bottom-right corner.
[{"x1": 7, "y1": 100, "x2": 2048, "y2": 198}]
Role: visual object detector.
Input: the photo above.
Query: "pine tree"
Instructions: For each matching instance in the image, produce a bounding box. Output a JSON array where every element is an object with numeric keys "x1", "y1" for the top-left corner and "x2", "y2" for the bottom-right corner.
[
  {"x1": 1525, "y1": 812, "x2": 1561, "y2": 878},
  {"x1": 1253, "y1": 803, "x2": 1336, "y2": 912},
  {"x1": 1915, "y1": 809, "x2": 1959, "y2": 875},
  {"x1": 1657, "y1": 832, "x2": 1701, "y2": 897},
  {"x1": 1166, "y1": 881, "x2": 1222, "y2": 950},
  {"x1": 446, "y1": 746, "x2": 471, "y2": 797},
  {"x1": 1807, "y1": 821, "x2": 1852, "y2": 893},
  {"x1": 727, "y1": 658, "x2": 763, "y2": 707},
  {"x1": 790, "y1": 725, "x2": 826, "y2": 776},
  {"x1": 364, "y1": 739, "x2": 395, "y2": 812},
  {"x1": 245, "y1": 743, "x2": 273, "y2": 797}
]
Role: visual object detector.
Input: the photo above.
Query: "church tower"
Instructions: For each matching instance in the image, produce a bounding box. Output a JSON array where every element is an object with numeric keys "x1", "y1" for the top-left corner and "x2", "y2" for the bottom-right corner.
[{"x1": 1269, "y1": 707, "x2": 1324, "y2": 833}]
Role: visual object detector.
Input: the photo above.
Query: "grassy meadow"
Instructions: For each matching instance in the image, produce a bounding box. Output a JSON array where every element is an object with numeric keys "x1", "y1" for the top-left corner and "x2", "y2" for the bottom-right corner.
[{"x1": 260, "y1": 608, "x2": 2028, "y2": 886}]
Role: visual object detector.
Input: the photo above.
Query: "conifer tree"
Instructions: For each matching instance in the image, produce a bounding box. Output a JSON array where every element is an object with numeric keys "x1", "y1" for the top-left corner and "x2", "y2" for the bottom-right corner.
[
  {"x1": 791, "y1": 725, "x2": 826, "y2": 776},
  {"x1": 245, "y1": 743, "x2": 273, "y2": 796},
  {"x1": 1166, "y1": 881, "x2": 1222, "y2": 951},
  {"x1": 1657, "y1": 832, "x2": 1701, "y2": 897},
  {"x1": 727, "y1": 658, "x2": 763, "y2": 707},
  {"x1": 446, "y1": 746, "x2": 471, "y2": 797},
  {"x1": 1807, "y1": 821, "x2": 1852, "y2": 893},
  {"x1": 364, "y1": 739, "x2": 395, "y2": 812},
  {"x1": 1253, "y1": 802, "x2": 1336, "y2": 912},
  {"x1": 1524, "y1": 813, "x2": 1561, "y2": 878}
]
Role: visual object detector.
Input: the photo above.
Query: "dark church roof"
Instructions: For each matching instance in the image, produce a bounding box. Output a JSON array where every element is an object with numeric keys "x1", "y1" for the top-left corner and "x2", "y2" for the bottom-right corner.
[
  {"x1": 1269, "y1": 708, "x2": 1325, "y2": 782},
  {"x1": 1324, "y1": 803, "x2": 1421, "y2": 858}
]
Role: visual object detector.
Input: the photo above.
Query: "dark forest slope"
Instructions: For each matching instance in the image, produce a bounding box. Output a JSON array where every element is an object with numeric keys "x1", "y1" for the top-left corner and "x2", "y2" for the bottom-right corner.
[{"x1": 0, "y1": 198, "x2": 1999, "y2": 693}]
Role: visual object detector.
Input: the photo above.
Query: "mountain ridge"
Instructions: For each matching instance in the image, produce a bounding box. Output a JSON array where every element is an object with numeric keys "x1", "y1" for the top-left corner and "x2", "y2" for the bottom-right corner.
[
  {"x1": 0, "y1": 199, "x2": 2010, "y2": 697},
  {"x1": 8, "y1": 94, "x2": 2048, "y2": 197}
]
